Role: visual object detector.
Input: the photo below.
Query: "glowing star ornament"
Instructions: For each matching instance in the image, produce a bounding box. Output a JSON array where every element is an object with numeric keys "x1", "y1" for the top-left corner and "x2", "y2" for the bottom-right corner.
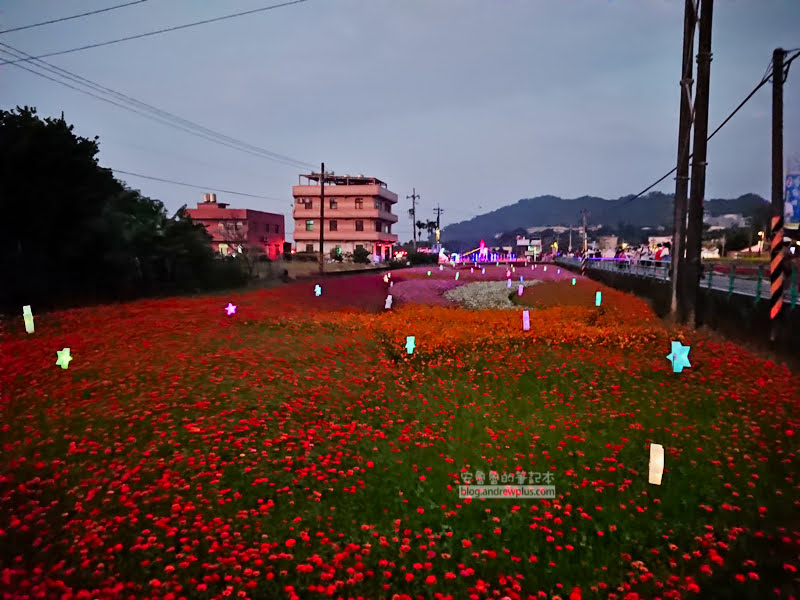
[
  {"x1": 225, "y1": 303, "x2": 237, "y2": 316},
  {"x1": 667, "y1": 341, "x2": 691, "y2": 373},
  {"x1": 385, "y1": 295, "x2": 393, "y2": 309},
  {"x1": 512, "y1": 266, "x2": 516, "y2": 273},
  {"x1": 520, "y1": 276, "x2": 523, "y2": 282},
  {"x1": 507, "y1": 279, "x2": 512, "y2": 289},
  {"x1": 522, "y1": 310, "x2": 530, "y2": 331},
  {"x1": 314, "y1": 285, "x2": 322, "y2": 296},
  {"x1": 482, "y1": 268, "x2": 485, "y2": 274},
  {"x1": 544, "y1": 266, "x2": 547, "y2": 272},
  {"x1": 439, "y1": 265, "x2": 444, "y2": 271},
  {"x1": 427, "y1": 270, "x2": 431, "y2": 276},
  {"x1": 405, "y1": 336, "x2": 415, "y2": 354},
  {"x1": 506, "y1": 270, "x2": 511, "y2": 278},
  {"x1": 649, "y1": 443, "x2": 665, "y2": 485},
  {"x1": 22, "y1": 305, "x2": 34, "y2": 333},
  {"x1": 518, "y1": 284, "x2": 523, "y2": 296},
  {"x1": 390, "y1": 281, "x2": 393, "y2": 288},
  {"x1": 455, "y1": 272, "x2": 459, "y2": 280},
  {"x1": 572, "y1": 278, "x2": 576, "y2": 285},
  {"x1": 383, "y1": 274, "x2": 389, "y2": 283},
  {"x1": 557, "y1": 269, "x2": 560, "y2": 274},
  {"x1": 595, "y1": 291, "x2": 602, "y2": 306},
  {"x1": 55, "y1": 348, "x2": 72, "y2": 370},
  {"x1": 470, "y1": 268, "x2": 474, "y2": 273}
]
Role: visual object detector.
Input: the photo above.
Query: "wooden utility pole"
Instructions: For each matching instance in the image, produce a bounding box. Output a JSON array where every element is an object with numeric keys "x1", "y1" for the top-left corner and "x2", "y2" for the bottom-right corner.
[
  {"x1": 670, "y1": 0, "x2": 699, "y2": 323},
  {"x1": 769, "y1": 48, "x2": 786, "y2": 342},
  {"x1": 407, "y1": 188, "x2": 420, "y2": 251},
  {"x1": 684, "y1": 0, "x2": 714, "y2": 328},
  {"x1": 319, "y1": 162, "x2": 325, "y2": 276}
]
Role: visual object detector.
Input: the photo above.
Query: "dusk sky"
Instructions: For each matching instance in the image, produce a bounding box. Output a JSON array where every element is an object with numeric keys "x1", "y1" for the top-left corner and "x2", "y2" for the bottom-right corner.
[{"x1": 2, "y1": 0, "x2": 798, "y2": 243}]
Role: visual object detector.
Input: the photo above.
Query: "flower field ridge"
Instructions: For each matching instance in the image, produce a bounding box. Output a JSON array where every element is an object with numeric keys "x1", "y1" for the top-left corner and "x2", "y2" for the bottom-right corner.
[{"x1": 1, "y1": 269, "x2": 800, "y2": 600}]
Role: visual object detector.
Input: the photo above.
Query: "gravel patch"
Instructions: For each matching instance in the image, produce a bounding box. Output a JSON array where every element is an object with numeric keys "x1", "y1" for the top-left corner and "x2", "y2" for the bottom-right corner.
[{"x1": 444, "y1": 280, "x2": 543, "y2": 310}]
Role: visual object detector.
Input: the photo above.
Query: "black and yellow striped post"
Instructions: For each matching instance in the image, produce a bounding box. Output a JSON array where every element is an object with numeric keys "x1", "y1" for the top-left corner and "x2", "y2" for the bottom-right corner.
[
  {"x1": 581, "y1": 252, "x2": 587, "y2": 277},
  {"x1": 769, "y1": 213, "x2": 784, "y2": 341}
]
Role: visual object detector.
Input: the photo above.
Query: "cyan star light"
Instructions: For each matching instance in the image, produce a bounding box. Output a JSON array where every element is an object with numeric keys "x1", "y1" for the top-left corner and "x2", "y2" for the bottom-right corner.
[
  {"x1": 55, "y1": 348, "x2": 72, "y2": 370},
  {"x1": 455, "y1": 272, "x2": 459, "y2": 280},
  {"x1": 225, "y1": 303, "x2": 237, "y2": 316},
  {"x1": 667, "y1": 341, "x2": 691, "y2": 373},
  {"x1": 427, "y1": 270, "x2": 431, "y2": 276},
  {"x1": 314, "y1": 285, "x2": 322, "y2": 296},
  {"x1": 572, "y1": 278, "x2": 576, "y2": 285},
  {"x1": 405, "y1": 336, "x2": 415, "y2": 354},
  {"x1": 595, "y1": 291, "x2": 602, "y2": 306}
]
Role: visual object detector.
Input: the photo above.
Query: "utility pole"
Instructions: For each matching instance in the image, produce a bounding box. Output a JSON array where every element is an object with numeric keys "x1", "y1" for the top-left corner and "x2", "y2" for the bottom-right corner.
[
  {"x1": 407, "y1": 188, "x2": 420, "y2": 251},
  {"x1": 683, "y1": 0, "x2": 714, "y2": 329},
  {"x1": 434, "y1": 204, "x2": 444, "y2": 252},
  {"x1": 319, "y1": 162, "x2": 325, "y2": 276},
  {"x1": 670, "y1": 0, "x2": 699, "y2": 323},
  {"x1": 769, "y1": 48, "x2": 786, "y2": 342},
  {"x1": 569, "y1": 225, "x2": 573, "y2": 253},
  {"x1": 581, "y1": 211, "x2": 589, "y2": 275}
]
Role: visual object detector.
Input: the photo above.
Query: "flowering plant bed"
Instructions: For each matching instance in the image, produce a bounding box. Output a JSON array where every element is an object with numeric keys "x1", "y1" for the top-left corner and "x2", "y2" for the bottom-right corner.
[{"x1": 1, "y1": 271, "x2": 799, "y2": 600}]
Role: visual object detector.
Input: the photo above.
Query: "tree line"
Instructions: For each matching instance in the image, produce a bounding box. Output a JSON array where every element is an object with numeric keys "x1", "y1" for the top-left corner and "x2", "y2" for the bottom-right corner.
[{"x1": 0, "y1": 106, "x2": 252, "y2": 314}]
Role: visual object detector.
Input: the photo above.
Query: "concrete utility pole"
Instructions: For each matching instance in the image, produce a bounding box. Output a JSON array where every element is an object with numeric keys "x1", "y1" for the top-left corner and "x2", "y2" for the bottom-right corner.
[
  {"x1": 434, "y1": 204, "x2": 444, "y2": 251},
  {"x1": 684, "y1": 0, "x2": 714, "y2": 329},
  {"x1": 670, "y1": 0, "x2": 699, "y2": 323},
  {"x1": 569, "y1": 225, "x2": 573, "y2": 253},
  {"x1": 319, "y1": 162, "x2": 325, "y2": 276},
  {"x1": 581, "y1": 211, "x2": 589, "y2": 275},
  {"x1": 769, "y1": 48, "x2": 786, "y2": 342},
  {"x1": 407, "y1": 188, "x2": 420, "y2": 251}
]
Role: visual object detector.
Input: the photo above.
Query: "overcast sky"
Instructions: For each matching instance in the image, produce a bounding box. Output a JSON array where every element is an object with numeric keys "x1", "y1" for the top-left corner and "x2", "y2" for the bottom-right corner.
[{"x1": 2, "y1": 0, "x2": 799, "y2": 242}]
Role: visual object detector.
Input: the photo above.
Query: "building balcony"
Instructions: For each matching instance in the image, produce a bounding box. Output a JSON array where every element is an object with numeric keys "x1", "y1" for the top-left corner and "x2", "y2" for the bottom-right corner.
[
  {"x1": 292, "y1": 184, "x2": 398, "y2": 203},
  {"x1": 293, "y1": 230, "x2": 398, "y2": 243},
  {"x1": 292, "y1": 207, "x2": 398, "y2": 223}
]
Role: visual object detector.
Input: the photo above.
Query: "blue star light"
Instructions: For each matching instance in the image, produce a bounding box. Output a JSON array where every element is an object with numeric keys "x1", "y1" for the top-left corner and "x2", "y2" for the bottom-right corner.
[
  {"x1": 405, "y1": 336, "x2": 415, "y2": 354},
  {"x1": 667, "y1": 341, "x2": 691, "y2": 373}
]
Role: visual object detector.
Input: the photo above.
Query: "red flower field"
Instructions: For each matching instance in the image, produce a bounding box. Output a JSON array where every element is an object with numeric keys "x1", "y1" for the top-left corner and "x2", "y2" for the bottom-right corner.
[{"x1": 1, "y1": 265, "x2": 799, "y2": 600}]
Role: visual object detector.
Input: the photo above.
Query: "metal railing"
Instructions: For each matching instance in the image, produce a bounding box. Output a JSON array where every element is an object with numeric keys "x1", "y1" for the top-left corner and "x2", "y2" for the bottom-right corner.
[{"x1": 555, "y1": 256, "x2": 798, "y2": 308}]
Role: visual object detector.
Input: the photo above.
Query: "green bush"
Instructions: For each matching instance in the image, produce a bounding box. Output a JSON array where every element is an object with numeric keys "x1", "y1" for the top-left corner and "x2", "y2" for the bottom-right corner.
[
  {"x1": 408, "y1": 251, "x2": 439, "y2": 266},
  {"x1": 352, "y1": 247, "x2": 371, "y2": 264},
  {"x1": 330, "y1": 248, "x2": 344, "y2": 263}
]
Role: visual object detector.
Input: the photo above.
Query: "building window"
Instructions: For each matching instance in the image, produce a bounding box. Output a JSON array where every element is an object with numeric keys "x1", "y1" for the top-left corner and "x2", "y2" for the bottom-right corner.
[
  {"x1": 236, "y1": 222, "x2": 243, "y2": 230},
  {"x1": 375, "y1": 220, "x2": 381, "y2": 232},
  {"x1": 305, "y1": 220, "x2": 314, "y2": 231},
  {"x1": 355, "y1": 220, "x2": 364, "y2": 232},
  {"x1": 355, "y1": 198, "x2": 363, "y2": 209},
  {"x1": 305, "y1": 244, "x2": 314, "y2": 253},
  {"x1": 329, "y1": 198, "x2": 337, "y2": 209},
  {"x1": 274, "y1": 224, "x2": 279, "y2": 233},
  {"x1": 299, "y1": 198, "x2": 312, "y2": 209},
  {"x1": 218, "y1": 223, "x2": 225, "y2": 231},
  {"x1": 219, "y1": 243, "x2": 229, "y2": 255},
  {"x1": 374, "y1": 199, "x2": 380, "y2": 209},
  {"x1": 329, "y1": 220, "x2": 337, "y2": 231},
  {"x1": 356, "y1": 244, "x2": 364, "y2": 250}
]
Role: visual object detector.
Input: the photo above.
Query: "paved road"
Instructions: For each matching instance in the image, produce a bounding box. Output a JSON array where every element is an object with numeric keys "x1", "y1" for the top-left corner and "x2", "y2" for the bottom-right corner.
[{"x1": 556, "y1": 257, "x2": 797, "y2": 304}]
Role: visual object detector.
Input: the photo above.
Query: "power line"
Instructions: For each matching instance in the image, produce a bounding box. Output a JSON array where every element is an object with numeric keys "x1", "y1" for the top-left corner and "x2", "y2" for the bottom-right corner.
[
  {"x1": 111, "y1": 169, "x2": 284, "y2": 201},
  {"x1": 589, "y1": 58, "x2": 786, "y2": 226},
  {"x1": 0, "y1": 0, "x2": 308, "y2": 66},
  {"x1": 0, "y1": 43, "x2": 315, "y2": 170},
  {"x1": 0, "y1": 0, "x2": 150, "y2": 35}
]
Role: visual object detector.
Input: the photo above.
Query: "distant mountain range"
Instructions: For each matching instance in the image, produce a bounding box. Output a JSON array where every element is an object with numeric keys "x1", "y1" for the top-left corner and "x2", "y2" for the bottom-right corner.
[{"x1": 442, "y1": 192, "x2": 769, "y2": 244}]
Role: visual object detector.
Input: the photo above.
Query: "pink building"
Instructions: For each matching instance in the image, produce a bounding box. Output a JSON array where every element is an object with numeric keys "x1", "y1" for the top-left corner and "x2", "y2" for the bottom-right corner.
[
  {"x1": 186, "y1": 193, "x2": 285, "y2": 259},
  {"x1": 292, "y1": 173, "x2": 399, "y2": 260}
]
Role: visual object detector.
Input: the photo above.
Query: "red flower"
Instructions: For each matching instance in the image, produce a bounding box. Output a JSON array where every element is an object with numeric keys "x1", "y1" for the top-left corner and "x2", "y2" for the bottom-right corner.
[{"x1": 569, "y1": 587, "x2": 582, "y2": 600}]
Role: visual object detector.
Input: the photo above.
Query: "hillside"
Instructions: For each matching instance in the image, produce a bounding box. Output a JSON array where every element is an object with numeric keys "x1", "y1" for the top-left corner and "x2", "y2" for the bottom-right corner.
[{"x1": 442, "y1": 192, "x2": 768, "y2": 245}]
